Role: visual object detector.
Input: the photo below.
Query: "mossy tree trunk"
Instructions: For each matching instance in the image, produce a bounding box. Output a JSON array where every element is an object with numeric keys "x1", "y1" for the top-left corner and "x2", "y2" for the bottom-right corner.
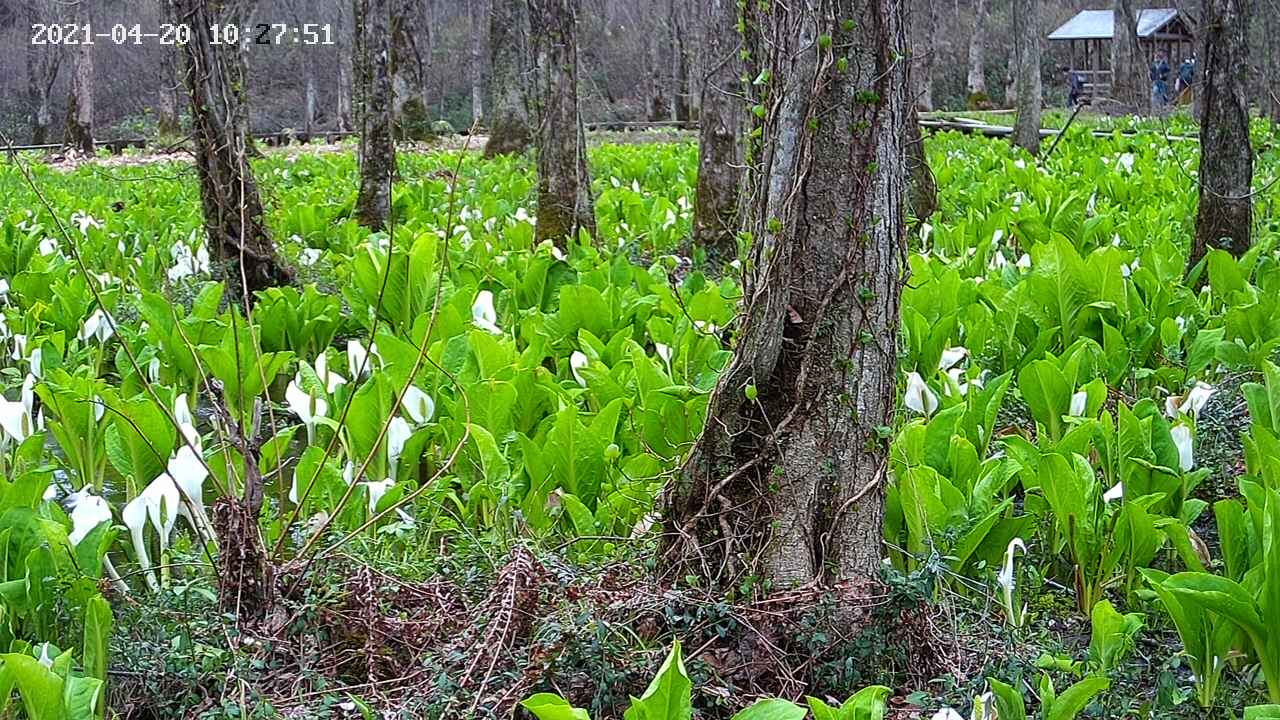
[
  {"x1": 63, "y1": 0, "x2": 94, "y2": 155},
  {"x1": 1190, "y1": 0, "x2": 1252, "y2": 268},
  {"x1": 531, "y1": 0, "x2": 596, "y2": 246},
  {"x1": 662, "y1": 0, "x2": 909, "y2": 589},
  {"x1": 354, "y1": 0, "x2": 396, "y2": 230},
  {"x1": 1011, "y1": 0, "x2": 1042, "y2": 154},
  {"x1": 170, "y1": 0, "x2": 292, "y2": 303},
  {"x1": 690, "y1": 0, "x2": 742, "y2": 256},
  {"x1": 483, "y1": 0, "x2": 533, "y2": 157}
]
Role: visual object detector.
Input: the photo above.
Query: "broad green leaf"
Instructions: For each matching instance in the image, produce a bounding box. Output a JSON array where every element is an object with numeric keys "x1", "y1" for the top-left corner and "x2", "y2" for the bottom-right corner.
[{"x1": 522, "y1": 693, "x2": 590, "y2": 720}]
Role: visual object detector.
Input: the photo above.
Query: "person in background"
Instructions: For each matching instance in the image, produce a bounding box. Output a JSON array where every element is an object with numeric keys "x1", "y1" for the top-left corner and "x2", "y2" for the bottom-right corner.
[
  {"x1": 1064, "y1": 67, "x2": 1085, "y2": 107},
  {"x1": 1176, "y1": 54, "x2": 1196, "y2": 103},
  {"x1": 1151, "y1": 52, "x2": 1172, "y2": 107}
]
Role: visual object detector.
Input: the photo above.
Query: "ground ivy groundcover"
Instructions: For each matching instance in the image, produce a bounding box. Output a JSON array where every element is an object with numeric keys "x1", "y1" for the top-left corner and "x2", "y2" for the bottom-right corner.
[{"x1": 1, "y1": 125, "x2": 1280, "y2": 716}]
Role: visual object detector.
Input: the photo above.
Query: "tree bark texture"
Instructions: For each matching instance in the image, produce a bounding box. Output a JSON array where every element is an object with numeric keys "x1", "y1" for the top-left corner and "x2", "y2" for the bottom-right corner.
[
  {"x1": 470, "y1": 0, "x2": 486, "y2": 124},
  {"x1": 1011, "y1": 0, "x2": 1042, "y2": 154},
  {"x1": 157, "y1": 0, "x2": 183, "y2": 137},
  {"x1": 64, "y1": 0, "x2": 95, "y2": 155},
  {"x1": 906, "y1": 105, "x2": 937, "y2": 220},
  {"x1": 663, "y1": 0, "x2": 908, "y2": 589},
  {"x1": 170, "y1": 0, "x2": 292, "y2": 299},
  {"x1": 1111, "y1": 0, "x2": 1144, "y2": 109},
  {"x1": 647, "y1": 28, "x2": 671, "y2": 121},
  {"x1": 484, "y1": 0, "x2": 534, "y2": 157},
  {"x1": 336, "y1": 0, "x2": 356, "y2": 132},
  {"x1": 1191, "y1": 0, "x2": 1252, "y2": 267},
  {"x1": 355, "y1": 0, "x2": 396, "y2": 230},
  {"x1": 691, "y1": 0, "x2": 742, "y2": 256},
  {"x1": 24, "y1": 1, "x2": 61, "y2": 146},
  {"x1": 531, "y1": 0, "x2": 597, "y2": 245},
  {"x1": 966, "y1": 0, "x2": 988, "y2": 103},
  {"x1": 1261, "y1": 0, "x2": 1280, "y2": 122},
  {"x1": 914, "y1": 0, "x2": 937, "y2": 110}
]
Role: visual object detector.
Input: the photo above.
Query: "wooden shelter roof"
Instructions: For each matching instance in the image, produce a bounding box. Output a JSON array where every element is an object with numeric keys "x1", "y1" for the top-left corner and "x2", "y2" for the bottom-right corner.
[{"x1": 1047, "y1": 8, "x2": 1194, "y2": 41}]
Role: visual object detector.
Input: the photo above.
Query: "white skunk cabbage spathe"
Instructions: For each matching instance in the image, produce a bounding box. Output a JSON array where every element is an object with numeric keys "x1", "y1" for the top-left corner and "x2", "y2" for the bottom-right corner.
[
  {"x1": 472, "y1": 290, "x2": 502, "y2": 334},
  {"x1": 386, "y1": 416, "x2": 412, "y2": 480},
  {"x1": 401, "y1": 386, "x2": 435, "y2": 425},
  {"x1": 347, "y1": 339, "x2": 380, "y2": 379},
  {"x1": 122, "y1": 473, "x2": 181, "y2": 591},
  {"x1": 938, "y1": 347, "x2": 968, "y2": 371},
  {"x1": 1171, "y1": 423, "x2": 1194, "y2": 472},
  {"x1": 1069, "y1": 390, "x2": 1088, "y2": 417},
  {"x1": 0, "y1": 374, "x2": 43, "y2": 445},
  {"x1": 68, "y1": 489, "x2": 112, "y2": 546},
  {"x1": 285, "y1": 379, "x2": 328, "y2": 445},
  {"x1": 569, "y1": 351, "x2": 589, "y2": 387},
  {"x1": 997, "y1": 538, "x2": 1028, "y2": 627},
  {"x1": 79, "y1": 308, "x2": 115, "y2": 344},
  {"x1": 1103, "y1": 481, "x2": 1124, "y2": 503},
  {"x1": 315, "y1": 353, "x2": 347, "y2": 394},
  {"x1": 1165, "y1": 381, "x2": 1215, "y2": 419},
  {"x1": 364, "y1": 478, "x2": 395, "y2": 516},
  {"x1": 904, "y1": 372, "x2": 939, "y2": 416}
]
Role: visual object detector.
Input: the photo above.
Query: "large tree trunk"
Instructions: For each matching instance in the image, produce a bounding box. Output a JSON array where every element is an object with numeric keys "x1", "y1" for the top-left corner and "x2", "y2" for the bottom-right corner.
[
  {"x1": 170, "y1": 0, "x2": 292, "y2": 301},
  {"x1": 531, "y1": 0, "x2": 596, "y2": 245},
  {"x1": 1011, "y1": 0, "x2": 1042, "y2": 154},
  {"x1": 64, "y1": 1, "x2": 94, "y2": 155},
  {"x1": 483, "y1": 0, "x2": 533, "y2": 156},
  {"x1": 1111, "y1": 0, "x2": 1144, "y2": 109},
  {"x1": 24, "y1": 1, "x2": 61, "y2": 146},
  {"x1": 690, "y1": 0, "x2": 742, "y2": 255},
  {"x1": 1190, "y1": 0, "x2": 1252, "y2": 268},
  {"x1": 470, "y1": 0, "x2": 486, "y2": 125},
  {"x1": 662, "y1": 0, "x2": 908, "y2": 589},
  {"x1": 354, "y1": 0, "x2": 396, "y2": 230},
  {"x1": 966, "y1": 0, "x2": 989, "y2": 105}
]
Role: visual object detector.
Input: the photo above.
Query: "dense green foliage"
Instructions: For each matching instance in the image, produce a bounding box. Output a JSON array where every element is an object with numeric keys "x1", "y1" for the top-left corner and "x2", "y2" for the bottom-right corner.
[{"x1": 2, "y1": 123, "x2": 1280, "y2": 716}]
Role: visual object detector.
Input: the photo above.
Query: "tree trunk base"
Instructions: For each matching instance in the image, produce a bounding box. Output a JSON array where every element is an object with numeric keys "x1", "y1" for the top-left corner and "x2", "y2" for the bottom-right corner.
[{"x1": 212, "y1": 497, "x2": 276, "y2": 626}]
